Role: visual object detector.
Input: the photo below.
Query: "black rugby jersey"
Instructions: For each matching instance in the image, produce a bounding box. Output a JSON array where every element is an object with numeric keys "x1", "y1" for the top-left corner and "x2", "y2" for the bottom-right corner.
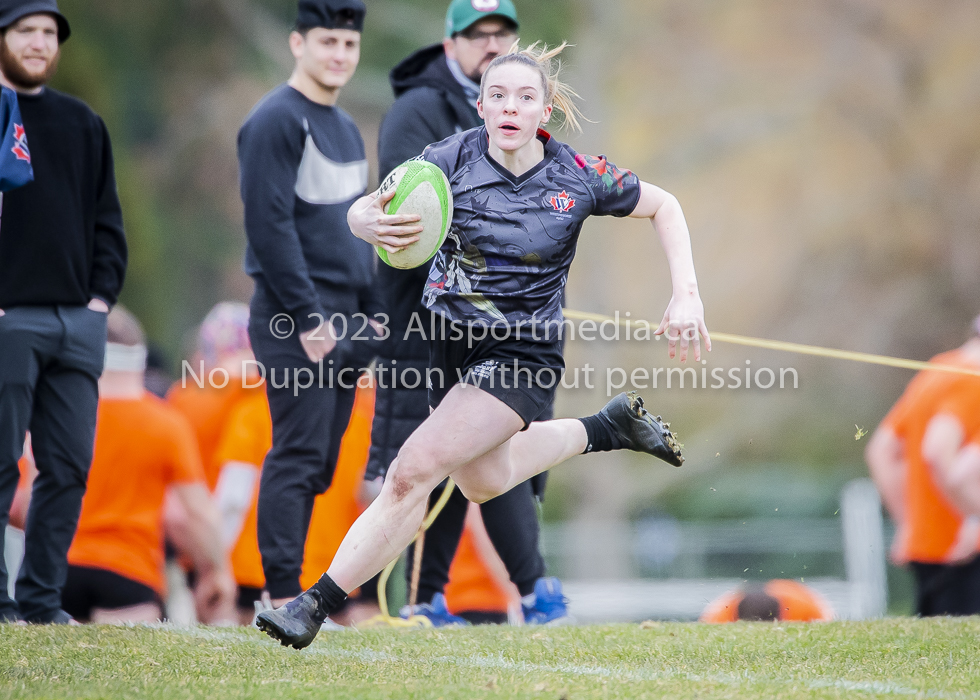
[{"x1": 421, "y1": 126, "x2": 641, "y2": 339}]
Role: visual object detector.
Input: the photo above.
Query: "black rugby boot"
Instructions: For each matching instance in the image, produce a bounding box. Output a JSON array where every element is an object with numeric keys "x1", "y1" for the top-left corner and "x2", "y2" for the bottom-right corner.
[
  {"x1": 596, "y1": 391, "x2": 683, "y2": 466},
  {"x1": 255, "y1": 590, "x2": 327, "y2": 650}
]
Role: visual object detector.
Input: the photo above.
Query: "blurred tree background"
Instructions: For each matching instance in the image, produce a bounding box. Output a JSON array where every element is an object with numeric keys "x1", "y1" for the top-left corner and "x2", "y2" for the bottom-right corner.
[
  {"x1": 51, "y1": 0, "x2": 576, "y2": 360},
  {"x1": 47, "y1": 0, "x2": 980, "y2": 611}
]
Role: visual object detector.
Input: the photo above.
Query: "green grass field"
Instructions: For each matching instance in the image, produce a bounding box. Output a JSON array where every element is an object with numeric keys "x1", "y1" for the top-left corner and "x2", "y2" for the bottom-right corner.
[{"x1": 2, "y1": 618, "x2": 978, "y2": 699}]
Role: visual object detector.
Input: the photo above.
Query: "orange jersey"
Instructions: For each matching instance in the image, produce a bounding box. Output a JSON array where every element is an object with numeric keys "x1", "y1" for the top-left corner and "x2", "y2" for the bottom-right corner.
[
  {"x1": 213, "y1": 385, "x2": 376, "y2": 591},
  {"x1": 882, "y1": 349, "x2": 980, "y2": 562},
  {"x1": 444, "y1": 524, "x2": 510, "y2": 615},
  {"x1": 212, "y1": 391, "x2": 272, "y2": 589},
  {"x1": 700, "y1": 579, "x2": 834, "y2": 623},
  {"x1": 10, "y1": 456, "x2": 36, "y2": 530},
  {"x1": 166, "y1": 380, "x2": 260, "y2": 490},
  {"x1": 68, "y1": 394, "x2": 206, "y2": 594}
]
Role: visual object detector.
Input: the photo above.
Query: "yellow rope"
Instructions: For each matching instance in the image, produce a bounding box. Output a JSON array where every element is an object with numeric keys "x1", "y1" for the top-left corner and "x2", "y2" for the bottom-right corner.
[
  {"x1": 562, "y1": 309, "x2": 980, "y2": 379},
  {"x1": 365, "y1": 478, "x2": 456, "y2": 627}
]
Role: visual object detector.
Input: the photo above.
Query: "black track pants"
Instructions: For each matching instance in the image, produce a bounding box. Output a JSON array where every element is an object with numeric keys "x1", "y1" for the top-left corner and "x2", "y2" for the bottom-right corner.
[{"x1": 248, "y1": 288, "x2": 362, "y2": 599}]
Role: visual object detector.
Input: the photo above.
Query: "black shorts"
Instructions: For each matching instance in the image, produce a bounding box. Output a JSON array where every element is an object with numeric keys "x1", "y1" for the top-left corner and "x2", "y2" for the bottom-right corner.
[
  {"x1": 62, "y1": 565, "x2": 161, "y2": 622},
  {"x1": 428, "y1": 333, "x2": 564, "y2": 428},
  {"x1": 911, "y1": 557, "x2": 980, "y2": 616}
]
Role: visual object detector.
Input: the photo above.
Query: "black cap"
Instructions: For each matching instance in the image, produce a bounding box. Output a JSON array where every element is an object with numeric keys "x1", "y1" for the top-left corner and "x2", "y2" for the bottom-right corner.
[
  {"x1": 0, "y1": 0, "x2": 70, "y2": 43},
  {"x1": 295, "y1": 0, "x2": 365, "y2": 33}
]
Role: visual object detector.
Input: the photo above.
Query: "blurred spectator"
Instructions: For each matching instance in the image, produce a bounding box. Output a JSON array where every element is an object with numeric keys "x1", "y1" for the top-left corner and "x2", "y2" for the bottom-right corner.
[
  {"x1": 165, "y1": 301, "x2": 258, "y2": 622},
  {"x1": 167, "y1": 301, "x2": 260, "y2": 491},
  {"x1": 9, "y1": 437, "x2": 35, "y2": 531},
  {"x1": 700, "y1": 579, "x2": 834, "y2": 623},
  {"x1": 143, "y1": 344, "x2": 173, "y2": 399},
  {"x1": 945, "y1": 321, "x2": 980, "y2": 514},
  {"x1": 0, "y1": 0, "x2": 127, "y2": 624},
  {"x1": 238, "y1": 0, "x2": 379, "y2": 608},
  {"x1": 60, "y1": 306, "x2": 234, "y2": 624},
  {"x1": 213, "y1": 381, "x2": 380, "y2": 625},
  {"x1": 866, "y1": 316, "x2": 980, "y2": 616}
]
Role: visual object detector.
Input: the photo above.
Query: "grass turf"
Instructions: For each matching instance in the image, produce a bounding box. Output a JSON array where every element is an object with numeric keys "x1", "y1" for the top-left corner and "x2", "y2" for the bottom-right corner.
[{"x1": 1, "y1": 618, "x2": 979, "y2": 699}]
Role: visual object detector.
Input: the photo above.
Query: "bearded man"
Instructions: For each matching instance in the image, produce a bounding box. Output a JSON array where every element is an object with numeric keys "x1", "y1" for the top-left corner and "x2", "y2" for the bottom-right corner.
[{"x1": 0, "y1": 0, "x2": 127, "y2": 624}]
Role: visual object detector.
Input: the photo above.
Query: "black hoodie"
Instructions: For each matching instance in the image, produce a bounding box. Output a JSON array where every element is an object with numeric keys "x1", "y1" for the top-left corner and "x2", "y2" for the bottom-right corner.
[
  {"x1": 378, "y1": 44, "x2": 482, "y2": 178},
  {"x1": 367, "y1": 45, "x2": 483, "y2": 480}
]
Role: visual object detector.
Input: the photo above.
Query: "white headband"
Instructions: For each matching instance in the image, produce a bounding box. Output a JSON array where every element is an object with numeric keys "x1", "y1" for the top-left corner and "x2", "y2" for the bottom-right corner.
[{"x1": 104, "y1": 343, "x2": 148, "y2": 372}]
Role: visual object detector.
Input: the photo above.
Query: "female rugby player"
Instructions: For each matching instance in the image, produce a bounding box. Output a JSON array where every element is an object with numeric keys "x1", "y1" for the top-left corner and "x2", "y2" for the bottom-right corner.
[{"x1": 258, "y1": 43, "x2": 710, "y2": 648}]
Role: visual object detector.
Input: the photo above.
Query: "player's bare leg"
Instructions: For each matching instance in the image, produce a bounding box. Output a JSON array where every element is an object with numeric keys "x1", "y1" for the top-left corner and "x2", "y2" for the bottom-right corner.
[
  {"x1": 256, "y1": 387, "x2": 681, "y2": 648},
  {"x1": 257, "y1": 386, "x2": 520, "y2": 647},
  {"x1": 90, "y1": 603, "x2": 163, "y2": 625},
  {"x1": 325, "y1": 384, "x2": 526, "y2": 592},
  {"x1": 452, "y1": 392, "x2": 682, "y2": 502}
]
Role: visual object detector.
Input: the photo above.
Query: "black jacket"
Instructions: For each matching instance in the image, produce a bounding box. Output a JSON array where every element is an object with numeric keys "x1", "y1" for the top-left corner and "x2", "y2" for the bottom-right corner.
[{"x1": 366, "y1": 46, "x2": 482, "y2": 480}]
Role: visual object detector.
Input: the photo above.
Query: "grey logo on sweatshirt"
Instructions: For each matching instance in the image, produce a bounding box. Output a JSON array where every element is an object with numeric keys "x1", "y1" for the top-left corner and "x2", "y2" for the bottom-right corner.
[{"x1": 295, "y1": 134, "x2": 368, "y2": 205}]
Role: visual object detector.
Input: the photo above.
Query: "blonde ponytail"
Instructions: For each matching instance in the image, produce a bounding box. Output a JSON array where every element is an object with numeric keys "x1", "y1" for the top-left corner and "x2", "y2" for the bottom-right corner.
[{"x1": 480, "y1": 41, "x2": 586, "y2": 133}]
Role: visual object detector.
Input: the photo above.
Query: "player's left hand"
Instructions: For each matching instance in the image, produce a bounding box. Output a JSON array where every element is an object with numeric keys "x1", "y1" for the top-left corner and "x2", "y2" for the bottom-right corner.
[
  {"x1": 655, "y1": 292, "x2": 710, "y2": 362},
  {"x1": 87, "y1": 298, "x2": 109, "y2": 313},
  {"x1": 194, "y1": 565, "x2": 237, "y2": 625}
]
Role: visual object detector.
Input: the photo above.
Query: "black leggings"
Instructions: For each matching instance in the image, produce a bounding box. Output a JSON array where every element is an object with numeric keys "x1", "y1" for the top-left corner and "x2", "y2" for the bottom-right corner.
[{"x1": 408, "y1": 479, "x2": 544, "y2": 603}]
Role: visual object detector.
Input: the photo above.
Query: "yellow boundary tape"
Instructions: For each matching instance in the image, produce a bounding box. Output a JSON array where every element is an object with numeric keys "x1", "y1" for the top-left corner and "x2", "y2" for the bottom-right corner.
[
  {"x1": 357, "y1": 311, "x2": 976, "y2": 629},
  {"x1": 360, "y1": 478, "x2": 457, "y2": 628},
  {"x1": 562, "y1": 309, "x2": 980, "y2": 379}
]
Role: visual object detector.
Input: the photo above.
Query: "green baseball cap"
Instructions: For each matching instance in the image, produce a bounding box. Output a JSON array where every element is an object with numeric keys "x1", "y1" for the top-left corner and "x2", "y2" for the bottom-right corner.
[{"x1": 445, "y1": 0, "x2": 518, "y2": 38}]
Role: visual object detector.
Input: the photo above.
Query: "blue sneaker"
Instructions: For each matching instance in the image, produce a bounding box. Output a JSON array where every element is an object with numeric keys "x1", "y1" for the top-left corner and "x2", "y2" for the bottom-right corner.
[
  {"x1": 400, "y1": 593, "x2": 470, "y2": 627},
  {"x1": 522, "y1": 577, "x2": 571, "y2": 625}
]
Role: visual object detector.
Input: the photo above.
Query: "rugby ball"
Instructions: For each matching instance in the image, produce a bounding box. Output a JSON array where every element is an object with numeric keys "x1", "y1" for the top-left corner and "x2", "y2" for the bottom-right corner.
[{"x1": 377, "y1": 160, "x2": 453, "y2": 270}]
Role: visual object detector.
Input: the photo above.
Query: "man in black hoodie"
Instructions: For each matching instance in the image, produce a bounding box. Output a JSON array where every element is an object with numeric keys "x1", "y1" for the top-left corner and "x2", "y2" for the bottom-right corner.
[
  {"x1": 0, "y1": 0, "x2": 126, "y2": 624},
  {"x1": 367, "y1": 0, "x2": 568, "y2": 625}
]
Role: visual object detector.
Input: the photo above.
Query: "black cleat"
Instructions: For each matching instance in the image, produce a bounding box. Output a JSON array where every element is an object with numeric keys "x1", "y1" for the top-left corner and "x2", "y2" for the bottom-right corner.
[
  {"x1": 255, "y1": 591, "x2": 326, "y2": 650},
  {"x1": 599, "y1": 391, "x2": 684, "y2": 466}
]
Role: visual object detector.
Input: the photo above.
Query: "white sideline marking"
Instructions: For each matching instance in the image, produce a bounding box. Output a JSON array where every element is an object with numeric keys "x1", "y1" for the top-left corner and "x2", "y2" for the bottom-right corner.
[{"x1": 169, "y1": 626, "x2": 976, "y2": 699}]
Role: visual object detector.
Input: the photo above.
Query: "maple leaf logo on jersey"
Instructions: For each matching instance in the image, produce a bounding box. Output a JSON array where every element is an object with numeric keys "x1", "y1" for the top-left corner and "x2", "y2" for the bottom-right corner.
[
  {"x1": 549, "y1": 190, "x2": 575, "y2": 213},
  {"x1": 11, "y1": 123, "x2": 30, "y2": 164}
]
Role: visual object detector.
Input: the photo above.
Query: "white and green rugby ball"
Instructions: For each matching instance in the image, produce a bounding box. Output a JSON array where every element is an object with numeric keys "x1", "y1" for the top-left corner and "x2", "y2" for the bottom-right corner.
[{"x1": 377, "y1": 160, "x2": 453, "y2": 270}]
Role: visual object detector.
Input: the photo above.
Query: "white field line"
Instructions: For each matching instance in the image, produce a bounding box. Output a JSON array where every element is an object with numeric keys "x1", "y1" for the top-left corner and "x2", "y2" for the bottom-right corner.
[{"x1": 166, "y1": 626, "x2": 978, "y2": 699}]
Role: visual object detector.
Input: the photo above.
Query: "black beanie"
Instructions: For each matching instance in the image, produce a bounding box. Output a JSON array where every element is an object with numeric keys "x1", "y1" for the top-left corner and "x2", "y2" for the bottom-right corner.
[{"x1": 295, "y1": 0, "x2": 365, "y2": 32}]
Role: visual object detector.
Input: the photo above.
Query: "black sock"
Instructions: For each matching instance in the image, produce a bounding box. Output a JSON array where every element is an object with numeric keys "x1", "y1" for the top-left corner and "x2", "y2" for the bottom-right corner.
[
  {"x1": 579, "y1": 413, "x2": 623, "y2": 453},
  {"x1": 309, "y1": 573, "x2": 348, "y2": 615}
]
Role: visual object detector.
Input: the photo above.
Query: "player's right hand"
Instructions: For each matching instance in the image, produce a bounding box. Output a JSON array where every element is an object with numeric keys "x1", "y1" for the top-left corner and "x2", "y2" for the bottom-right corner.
[
  {"x1": 889, "y1": 525, "x2": 909, "y2": 565},
  {"x1": 300, "y1": 326, "x2": 337, "y2": 363},
  {"x1": 347, "y1": 189, "x2": 423, "y2": 253}
]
